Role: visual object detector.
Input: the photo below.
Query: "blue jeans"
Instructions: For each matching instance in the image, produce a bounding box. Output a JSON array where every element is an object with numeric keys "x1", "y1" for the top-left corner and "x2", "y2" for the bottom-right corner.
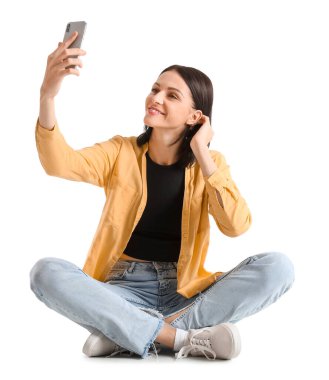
[{"x1": 29, "y1": 251, "x2": 294, "y2": 359}]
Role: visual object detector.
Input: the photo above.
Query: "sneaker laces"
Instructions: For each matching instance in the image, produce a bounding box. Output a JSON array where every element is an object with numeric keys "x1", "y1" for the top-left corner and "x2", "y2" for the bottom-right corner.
[
  {"x1": 144, "y1": 341, "x2": 162, "y2": 359},
  {"x1": 106, "y1": 341, "x2": 162, "y2": 358},
  {"x1": 175, "y1": 328, "x2": 216, "y2": 360},
  {"x1": 106, "y1": 343, "x2": 135, "y2": 357}
]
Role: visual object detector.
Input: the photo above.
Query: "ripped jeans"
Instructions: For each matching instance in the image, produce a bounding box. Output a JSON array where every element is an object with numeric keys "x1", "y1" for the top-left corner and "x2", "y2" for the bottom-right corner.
[{"x1": 29, "y1": 251, "x2": 295, "y2": 359}]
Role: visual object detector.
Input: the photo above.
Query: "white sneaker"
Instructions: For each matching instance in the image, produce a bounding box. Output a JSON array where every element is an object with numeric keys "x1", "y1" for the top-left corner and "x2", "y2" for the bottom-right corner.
[
  {"x1": 82, "y1": 330, "x2": 135, "y2": 357},
  {"x1": 82, "y1": 330, "x2": 163, "y2": 358},
  {"x1": 82, "y1": 307, "x2": 164, "y2": 358},
  {"x1": 175, "y1": 323, "x2": 241, "y2": 360}
]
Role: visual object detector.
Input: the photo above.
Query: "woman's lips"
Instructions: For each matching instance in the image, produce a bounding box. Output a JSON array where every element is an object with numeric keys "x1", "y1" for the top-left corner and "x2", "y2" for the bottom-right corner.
[{"x1": 147, "y1": 107, "x2": 165, "y2": 115}]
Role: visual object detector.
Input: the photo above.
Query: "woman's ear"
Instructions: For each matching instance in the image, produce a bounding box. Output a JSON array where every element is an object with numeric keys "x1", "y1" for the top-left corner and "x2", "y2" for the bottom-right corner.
[{"x1": 187, "y1": 110, "x2": 203, "y2": 126}]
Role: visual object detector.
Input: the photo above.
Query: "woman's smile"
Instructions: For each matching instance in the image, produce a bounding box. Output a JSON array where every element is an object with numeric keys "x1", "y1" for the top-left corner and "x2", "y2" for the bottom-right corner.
[{"x1": 147, "y1": 107, "x2": 165, "y2": 116}]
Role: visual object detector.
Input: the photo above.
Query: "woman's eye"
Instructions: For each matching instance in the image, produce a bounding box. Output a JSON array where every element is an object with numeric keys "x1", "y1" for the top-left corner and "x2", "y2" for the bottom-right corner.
[{"x1": 150, "y1": 88, "x2": 178, "y2": 99}]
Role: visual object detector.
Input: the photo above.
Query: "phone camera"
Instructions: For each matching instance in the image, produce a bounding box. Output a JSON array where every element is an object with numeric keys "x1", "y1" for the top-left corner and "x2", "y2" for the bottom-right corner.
[{"x1": 66, "y1": 24, "x2": 70, "y2": 32}]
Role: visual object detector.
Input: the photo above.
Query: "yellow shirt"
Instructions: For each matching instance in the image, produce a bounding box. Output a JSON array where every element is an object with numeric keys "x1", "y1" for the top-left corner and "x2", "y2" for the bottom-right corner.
[{"x1": 35, "y1": 118, "x2": 252, "y2": 298}]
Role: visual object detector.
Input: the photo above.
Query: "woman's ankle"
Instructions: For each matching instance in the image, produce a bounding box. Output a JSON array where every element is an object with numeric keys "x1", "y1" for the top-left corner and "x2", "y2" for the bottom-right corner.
[{"x1": 155, "y1": 322, "x2": 177, "y2": 349}]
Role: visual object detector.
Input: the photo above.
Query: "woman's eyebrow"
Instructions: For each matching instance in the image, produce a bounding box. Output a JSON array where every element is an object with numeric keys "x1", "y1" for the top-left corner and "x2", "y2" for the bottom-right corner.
[{"x1": 154, "y1": 82, "x2": 184, "y2": 97}]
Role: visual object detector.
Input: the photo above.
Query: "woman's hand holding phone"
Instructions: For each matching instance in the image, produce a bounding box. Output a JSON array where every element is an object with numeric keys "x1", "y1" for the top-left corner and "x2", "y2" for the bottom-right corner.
[
  {"x1": 39, "y1": 31, "x2": 86, "y2": 129},
  {"x1": 40, "y1": 31, "x2": 87, "y2": 100}
]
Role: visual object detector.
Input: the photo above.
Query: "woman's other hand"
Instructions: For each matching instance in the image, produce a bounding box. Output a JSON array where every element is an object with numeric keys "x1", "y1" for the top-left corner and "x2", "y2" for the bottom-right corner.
[{"x1": 190, "y1": 115, "x2": 214, "y2": 150}]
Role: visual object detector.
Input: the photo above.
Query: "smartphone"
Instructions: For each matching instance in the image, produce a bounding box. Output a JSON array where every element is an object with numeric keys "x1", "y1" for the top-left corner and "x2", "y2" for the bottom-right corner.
[{"x1": 62, "y1": 21, "x2": 87, "y2": 69}]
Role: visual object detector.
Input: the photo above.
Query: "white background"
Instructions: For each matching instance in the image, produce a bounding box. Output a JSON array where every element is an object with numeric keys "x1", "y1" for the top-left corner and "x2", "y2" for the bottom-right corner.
[{"x1": 0, "y1": 0, "x2": 328, "y2": 378}]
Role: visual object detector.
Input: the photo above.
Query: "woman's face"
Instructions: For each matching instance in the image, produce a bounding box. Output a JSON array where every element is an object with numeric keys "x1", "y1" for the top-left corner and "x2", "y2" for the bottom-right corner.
[{"x1": 144, "y1": 70, "x2": 202, "y2": 131}]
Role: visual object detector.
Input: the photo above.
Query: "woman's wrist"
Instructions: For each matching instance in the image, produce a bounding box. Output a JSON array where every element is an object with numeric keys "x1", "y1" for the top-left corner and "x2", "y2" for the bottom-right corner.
[
  {"x1": 39, "y1": 94, "x2": 56, "y2": 130},
  {"x1": 40, "y1": 89, "x2": 55, "y2": 103}
]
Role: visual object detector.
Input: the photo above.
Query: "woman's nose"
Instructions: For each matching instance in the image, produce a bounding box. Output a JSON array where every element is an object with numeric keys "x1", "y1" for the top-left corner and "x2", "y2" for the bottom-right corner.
[{"x1": 153, "y1": 92, "x2": 164, "y2": 104}]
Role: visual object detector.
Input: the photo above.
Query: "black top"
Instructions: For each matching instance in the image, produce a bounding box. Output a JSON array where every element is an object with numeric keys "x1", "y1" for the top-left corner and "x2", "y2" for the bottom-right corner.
[{"x1": 123, "y1": 151, "x2": 185, "y2": 262}]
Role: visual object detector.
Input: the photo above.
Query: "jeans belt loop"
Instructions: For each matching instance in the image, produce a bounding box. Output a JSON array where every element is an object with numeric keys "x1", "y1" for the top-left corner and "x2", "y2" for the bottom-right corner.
[{"x1": 127, "y1": 261, "x2": 136, "y2": 273}]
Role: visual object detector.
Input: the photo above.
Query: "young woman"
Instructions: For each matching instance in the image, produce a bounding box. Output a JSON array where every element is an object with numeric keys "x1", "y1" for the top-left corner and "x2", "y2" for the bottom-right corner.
[{"x1": 30, "y1": 31, "x2": 295, "y2": 360}]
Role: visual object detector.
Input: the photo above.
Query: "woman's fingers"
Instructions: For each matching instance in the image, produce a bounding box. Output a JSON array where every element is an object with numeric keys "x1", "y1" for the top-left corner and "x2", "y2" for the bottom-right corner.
[
  {"x1": 62, "y1": 67, "x2": 81, "y2": 77},
  {"x1": 48, "y1": 63, "x2": 81, "y2": 82},
  {"x1": 48, "y1": 46, "x2": 86, "y2": 76},
  {"x1": 57, "y1": 31, "x2": 78, "y2": 53},
  {"x1": 49, "y1": 32, "x2": 76, "y2": 58},
  {"x1": 55, "y1": 57, "x2": 84, "y2": 70},
  {"x1": 58, "y1": 47, "x2": 86, "y2": 60},
  {"x1": 50, "y1": 32, "x2": 84, "y2": 60},
  {"x1": 58, "y1": 31, "x2": 80, "y2": 54},
  {"x1": 64, "y1": 31, "x2": 79, "y2": 46}
]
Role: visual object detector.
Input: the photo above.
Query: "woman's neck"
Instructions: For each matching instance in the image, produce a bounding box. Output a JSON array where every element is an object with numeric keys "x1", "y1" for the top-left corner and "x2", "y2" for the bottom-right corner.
[{"x1": 148, "y1": 129, "x2": 182, "y2": 165}]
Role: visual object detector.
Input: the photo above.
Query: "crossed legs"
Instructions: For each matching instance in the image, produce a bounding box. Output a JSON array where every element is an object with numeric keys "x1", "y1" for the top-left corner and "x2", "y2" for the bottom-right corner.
[
  {"x1": 154, "y1": 252, "x2": 295, "y2": 350},
  {"x1": 155, "y1": 306, "x2": 193, "y2": 348}
]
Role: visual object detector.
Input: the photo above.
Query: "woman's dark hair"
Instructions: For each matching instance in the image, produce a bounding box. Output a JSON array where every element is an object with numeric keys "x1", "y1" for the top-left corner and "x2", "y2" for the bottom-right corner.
[{"x1": 136, "y1": 64, "x2": 214, "y2": 169}]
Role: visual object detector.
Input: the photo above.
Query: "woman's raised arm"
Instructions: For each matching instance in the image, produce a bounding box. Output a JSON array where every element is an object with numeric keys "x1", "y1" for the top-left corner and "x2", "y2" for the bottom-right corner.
[
  {"x1": 39, "y1": 31, "x2": 86, "y2": 129},
  {"x1": 36, "y1": 33, "x2": 121, "y2": 188}
]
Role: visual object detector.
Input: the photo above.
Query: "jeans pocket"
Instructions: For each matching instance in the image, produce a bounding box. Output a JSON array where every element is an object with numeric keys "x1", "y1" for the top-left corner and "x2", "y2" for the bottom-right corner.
[
  {"x1": 105, "y1": 263, "x2": 130, "y2": 281},
  {"x1": 215, "y1": 255, "x2": 256, "y2": 283}
]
